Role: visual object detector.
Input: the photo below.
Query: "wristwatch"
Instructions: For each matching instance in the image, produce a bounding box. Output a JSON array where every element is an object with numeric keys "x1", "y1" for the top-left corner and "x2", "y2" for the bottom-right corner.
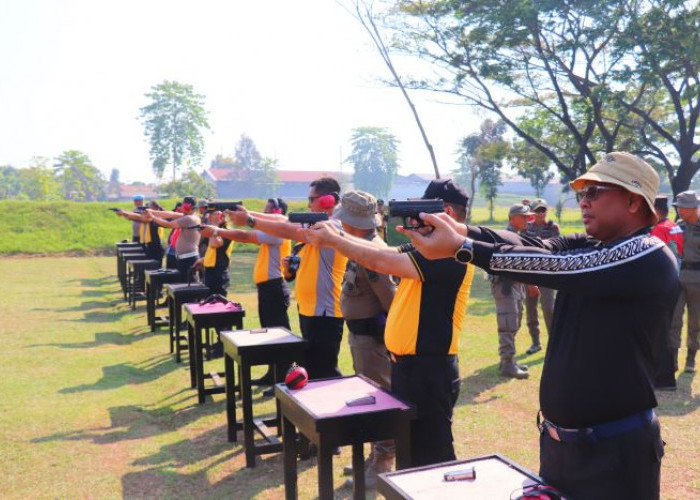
[
  {"x1": 246, "y1": 215, "x2": 256, "y2": 228},
  {"x1": 212, "y1": 228, "x2": 219, "y2": 238},
  {"x1": 454, "y1": 238, "x2": 474, "y2": 265}
]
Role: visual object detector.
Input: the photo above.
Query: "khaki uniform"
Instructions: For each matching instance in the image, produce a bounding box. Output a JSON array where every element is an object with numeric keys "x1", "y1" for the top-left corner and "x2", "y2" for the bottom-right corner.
[
  {"x1": 340, "y1": 233, "x2": 396, "y2": 468},
  {"x1": 671, "y1": 220, "x2": 700, "y2": 351},
  {"x1": 490, "y1": 224, "x2": 526, "y2": 362},
  {"x1": 524, "y1": 220, "x2": 560, "y2": 343}
]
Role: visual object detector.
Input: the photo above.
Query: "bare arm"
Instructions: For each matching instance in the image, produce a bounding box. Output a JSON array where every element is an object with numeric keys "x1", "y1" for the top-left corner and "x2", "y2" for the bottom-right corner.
[
  {"x1": 306, "y1": 222, "x2": 419, "y2": 279},
  {"x1": 200, "y1": 225, "x2": 261, "y2": 244},
  {"x1": 148, "y1": 209, "x2": 183, "y2": 219}
]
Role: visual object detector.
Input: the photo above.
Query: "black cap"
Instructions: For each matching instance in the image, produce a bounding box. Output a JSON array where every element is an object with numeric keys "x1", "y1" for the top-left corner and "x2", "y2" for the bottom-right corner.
[
  {"x1": 654, "y1": 195, "x2": 668, "y2": 211},
  {"x1": 422, "y1": 178, "x2": 469, "y2": 207}
]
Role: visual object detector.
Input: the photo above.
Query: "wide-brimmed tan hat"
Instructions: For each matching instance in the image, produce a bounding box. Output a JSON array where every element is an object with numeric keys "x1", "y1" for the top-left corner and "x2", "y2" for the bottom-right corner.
[
  {"x1": 335, "y1": 190, "x2": 377, "y2": 230},
  {"x1": 570, "y1": 152, "x2": 659, "y2": 223}
]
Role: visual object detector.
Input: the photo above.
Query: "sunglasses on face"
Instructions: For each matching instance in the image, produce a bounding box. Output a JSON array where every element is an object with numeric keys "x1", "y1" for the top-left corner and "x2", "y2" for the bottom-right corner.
[{"x1": 575, "y1": 185, "x2": 624, "y2": 203}]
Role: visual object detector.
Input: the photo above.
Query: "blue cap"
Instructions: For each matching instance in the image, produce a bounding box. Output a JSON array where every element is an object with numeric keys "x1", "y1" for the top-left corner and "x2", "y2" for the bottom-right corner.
[{"x1": 132, "y1": 194, "x2": 144, "y2": 201}]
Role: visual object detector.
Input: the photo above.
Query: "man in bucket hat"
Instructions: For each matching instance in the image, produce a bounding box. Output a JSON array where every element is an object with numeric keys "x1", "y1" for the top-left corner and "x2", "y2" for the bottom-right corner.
[
  {"x1": 335, "y1": 191, "x2": 397, "y2": 490},
  {"x1": 396, "y1": 152, "x2": 679, "y2": 499},
  {"x1": 670, "y1": 190, "x2": 700, "y2": 373}
]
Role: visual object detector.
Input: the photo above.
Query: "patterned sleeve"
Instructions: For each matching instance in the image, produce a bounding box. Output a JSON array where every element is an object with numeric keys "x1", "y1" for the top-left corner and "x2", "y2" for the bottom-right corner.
[{"x1": 471, "y1": 232, "x2": 677, "y2": 298}]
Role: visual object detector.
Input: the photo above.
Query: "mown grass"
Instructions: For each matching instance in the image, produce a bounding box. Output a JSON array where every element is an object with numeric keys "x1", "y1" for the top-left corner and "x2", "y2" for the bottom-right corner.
[
  {"x1": 0, "y1": 199, "x2": 585, "y2": 255},
  {"x1": 1, "y1": 255, "x2": 698, "y2": 499}
]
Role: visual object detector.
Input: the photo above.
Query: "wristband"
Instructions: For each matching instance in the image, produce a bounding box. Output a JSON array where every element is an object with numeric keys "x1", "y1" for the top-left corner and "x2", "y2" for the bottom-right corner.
[{"x1": 247, "y1": 215, "x2": 256, "y2": 228}]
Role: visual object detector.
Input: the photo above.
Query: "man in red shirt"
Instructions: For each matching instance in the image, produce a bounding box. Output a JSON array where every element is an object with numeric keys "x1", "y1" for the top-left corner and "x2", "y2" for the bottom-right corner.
[{"x1": 651, "y1": 196, "x2": 683, "y2": 261}]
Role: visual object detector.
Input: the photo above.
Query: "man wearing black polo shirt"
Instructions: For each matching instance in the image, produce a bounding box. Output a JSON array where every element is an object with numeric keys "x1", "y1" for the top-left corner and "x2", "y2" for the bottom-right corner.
[
  {"x1": 399, "y1": 152, "x2": 678, "y2": 499},
  {"x1": 305, "y1": 181, "x2": 475, "y2": 467}
]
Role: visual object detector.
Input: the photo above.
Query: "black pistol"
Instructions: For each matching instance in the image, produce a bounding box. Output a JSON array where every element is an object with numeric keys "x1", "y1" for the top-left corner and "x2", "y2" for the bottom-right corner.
[
  {"x1": 207, "y1": 200, "x2": 243, "y2": 212},
  {"x1": 107, "y1": 207, "x2": 121, "y2": 212},
  {"x1": 288, "y1": 212, "x2": 329, "y2": 227},
  {"x1": 388, "y1": 199, "x2": 444, "y2": 229}
]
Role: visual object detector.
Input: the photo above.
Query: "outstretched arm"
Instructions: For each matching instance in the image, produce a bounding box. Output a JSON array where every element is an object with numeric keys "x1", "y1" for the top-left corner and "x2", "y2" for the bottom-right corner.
[{"x1": 305, "y1": 221, "x2": 420, "y2": 279}]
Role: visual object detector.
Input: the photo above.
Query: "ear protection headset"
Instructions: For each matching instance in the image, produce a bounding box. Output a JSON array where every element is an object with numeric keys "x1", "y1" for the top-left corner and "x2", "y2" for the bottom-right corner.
[
  {"x1": 268, "y1": 198, "x2": 283, "y2": 214},
  {"x1": 182, "y1": 202, "x2": 193, "y2": 212},
  {"x1": 317, "y1": 192, "x2": 340, "y2": 210},
  {"x1": 511, "y1": 484, "x2": 563, "y2": 500}
]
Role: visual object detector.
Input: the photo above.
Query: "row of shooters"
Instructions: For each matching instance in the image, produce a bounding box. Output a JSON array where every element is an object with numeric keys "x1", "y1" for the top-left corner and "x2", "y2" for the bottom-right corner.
[{"x1": 114, "y1": 151, "x2": 672, "y2": 499}]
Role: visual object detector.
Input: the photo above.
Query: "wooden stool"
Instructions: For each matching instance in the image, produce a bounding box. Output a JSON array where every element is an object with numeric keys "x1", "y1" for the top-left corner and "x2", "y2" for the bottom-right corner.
[
  {"x1": 126, "y1": 259, "x2": 160, "y2": 309},
  {"x1": 145, "y1": 269, "x2": 182, "y2": 332},
  {"x1": 184, "y1": 301, "x2": 245, "y2": 404},
  {"x1": 277, "y1": 375, "x2": 415, "y2": 500},
  {"x1": 221, "y1": 327, "x2": 308, "y2": 468},
  {"x1": 165, "y1": 283, "x2": 210, "y2": 361}
]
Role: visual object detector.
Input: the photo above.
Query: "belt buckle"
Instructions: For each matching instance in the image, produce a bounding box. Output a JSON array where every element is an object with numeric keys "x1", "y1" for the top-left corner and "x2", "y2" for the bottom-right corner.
[{"x1": 546, "y1": 423, "x2": 561, "y2": 442}]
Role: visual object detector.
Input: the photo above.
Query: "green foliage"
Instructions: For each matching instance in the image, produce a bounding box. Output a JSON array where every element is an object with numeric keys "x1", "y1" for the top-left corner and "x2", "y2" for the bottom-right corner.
[
  {"x1": 233, "y1": 134, "x2": 281, "y2": 198},
  {"x1": 347, "y1": 126, "x2": 400, "y2": 200},
  {"x1": 139, "y1": 80, "x2": 210, "y2": 180},
  {"x1": 392, "y1": 0, "x2": 700, "y2": 194},
  {"x1": 53, "y1": 150, "x2": 107, "y2": 201},
  {"x1": 158, "y1": 169, "x2": 216, "y2": 200}
]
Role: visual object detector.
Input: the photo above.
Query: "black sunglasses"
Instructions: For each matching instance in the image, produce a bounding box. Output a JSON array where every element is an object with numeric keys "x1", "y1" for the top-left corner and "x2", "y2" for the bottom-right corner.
[{"x1": 575, "y1": 185, "x2": 625, "y2": 203}]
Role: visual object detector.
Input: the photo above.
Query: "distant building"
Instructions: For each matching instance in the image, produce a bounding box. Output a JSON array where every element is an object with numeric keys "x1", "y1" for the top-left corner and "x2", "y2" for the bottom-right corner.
[{"x1": 109, "y1": 183, "x2": 160, "y2": 202}]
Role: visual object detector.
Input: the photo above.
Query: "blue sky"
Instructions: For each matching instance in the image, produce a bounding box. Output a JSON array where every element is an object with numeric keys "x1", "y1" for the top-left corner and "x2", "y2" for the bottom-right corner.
[{"x1": 0, "y1": 0, "x2": 481, "y2": 183}]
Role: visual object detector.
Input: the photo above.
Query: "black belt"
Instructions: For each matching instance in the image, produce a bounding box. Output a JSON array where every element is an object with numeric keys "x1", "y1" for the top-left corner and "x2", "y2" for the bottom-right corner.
[
  {"x1": 681, "y1": 262, "x2": 700, "y2": 270},
  {"x1": 538, "y1": 409, "x2": 654, "y2": 443},
  {"x1": 347, "y1": 317, "x2": 385, "y2": 339}
]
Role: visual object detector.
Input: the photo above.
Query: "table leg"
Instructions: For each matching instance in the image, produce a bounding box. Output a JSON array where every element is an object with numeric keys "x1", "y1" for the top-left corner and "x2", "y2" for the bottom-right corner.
[
  {"x1": 175, "y1": 303, "x2": 183, "y2": 363},
  {"x1": 168, "y1": 295, "x2": 174, "y2": 354},
  {"x1": 395, "y1": 419, "x2": 412, "y2": 470},
  {"x1": 146, "y1": 282, "x2": 154, "y2": 332},
  {"x1": 188, "y1": 322, "x2": 197, "y2": 390},
  {"x1": 282, "y1": 415, "x2": 298, "y2": 500},
  {"x1": 351, "y1": 442, "x2": 365, "y2": 499},
  {"x1": 225, "y1": 354, "x2": 237, "y2": 442},
  {"x1": 317, "y1": 438, "x2": 334, "y2": 500},
  {"x1": 241, "y1": 359, "x2": 256, "y2": 467}
]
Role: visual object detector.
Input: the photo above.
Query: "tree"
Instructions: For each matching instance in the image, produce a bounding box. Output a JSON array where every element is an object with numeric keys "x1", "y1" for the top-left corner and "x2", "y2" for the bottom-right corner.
[
  {"x1": 0, "y1": 166, "x2": 22, "y2": 199},
  {"x1": 231, "y1": 134, "x2": 280, "y2": 198},
  {"x1": 346, "y1": 126, "x2": 400, "y2": 200},
  {"x1": 19, "y1": 157, "x2": 61, "y2": 201},
  {"x1": 159, "y1": 169, "x2": 216, "y2": 199},
  {"x1": 53, "y1": 150, "x2": 106, "y2": 201},
  {"x1": 139, "y1": 80, "x2": 210, "y2": 180},
  {"x1": 106, "y1": 168, "x2": 121, "y2": 199},
  {"x1": 454, "y1": 119, "x2": 507, "y2": 220},
  {"x1": 391, "y1": 1, "x2": 700, "y2": 194}
]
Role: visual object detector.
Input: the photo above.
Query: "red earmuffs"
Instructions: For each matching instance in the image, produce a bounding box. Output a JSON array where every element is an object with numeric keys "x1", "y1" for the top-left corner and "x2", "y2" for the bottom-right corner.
[
  {"x1": 317, "y1": 192, "x2": 339, "y2": 210},
  {"x1": 285, "y1": 363, "x2": 309, "y2": 390},
  {"x1": 182, "y1": 202, "x2": 193, "y2": 212}
]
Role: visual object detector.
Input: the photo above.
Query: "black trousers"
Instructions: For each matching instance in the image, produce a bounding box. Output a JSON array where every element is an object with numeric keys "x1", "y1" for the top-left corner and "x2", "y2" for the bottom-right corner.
[
  {"x1": 540, "y1": 416, "x2": 664, "y2": 499},
  {"x1": 204, "y1": 268, "x2": 229, "y2": 296},
  {"x1": 166, "y1": 253, "x2": 177, "y2": 269},
  {"x1": 257, "y1": 278, "x2": 290, "y2": 329},
  {"x1": 176, "y1": 256, "x2": 197, "y2": 279},
  {"x1": 298, "y1": 314, "x2": 344, "y2": 380},
  {"x1": 390, "y1": 354, "x2": 460, "y2": 467},
  {"x1": 145, "y1": 242, "x2": 164, "y2": 264}
]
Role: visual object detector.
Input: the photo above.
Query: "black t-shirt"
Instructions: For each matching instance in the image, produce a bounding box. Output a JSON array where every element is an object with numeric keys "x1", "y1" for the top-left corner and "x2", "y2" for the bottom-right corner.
[{"x1": 468, "y1": 226, "x2": 679, "y2": 428}]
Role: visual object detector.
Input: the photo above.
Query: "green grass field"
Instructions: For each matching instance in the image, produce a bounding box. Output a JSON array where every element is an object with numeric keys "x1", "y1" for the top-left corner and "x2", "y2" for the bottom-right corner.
[{"x1": 1, "y1": 254, "x2": 698, "y2": 499}]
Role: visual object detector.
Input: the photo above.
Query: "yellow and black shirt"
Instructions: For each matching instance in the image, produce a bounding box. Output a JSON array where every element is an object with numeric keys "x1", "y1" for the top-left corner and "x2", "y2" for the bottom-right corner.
[
  {"x1": 385, "y1": 250, "x2": 475, "y2": 355},
  {"x1": 295, "y1": 243, "x2": 347, "y2": 318},
  {"x1": 253, "y1": 231, "x2": 291, "y2": 285},
  {"x1": 203, "y1": 239, "x2": 234, "y2": 270}
]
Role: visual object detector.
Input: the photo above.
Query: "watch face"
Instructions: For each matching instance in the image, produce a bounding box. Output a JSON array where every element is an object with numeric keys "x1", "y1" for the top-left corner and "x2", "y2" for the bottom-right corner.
[{"x1": 455, "y1": 249, "x2": 471, "y2": 264}]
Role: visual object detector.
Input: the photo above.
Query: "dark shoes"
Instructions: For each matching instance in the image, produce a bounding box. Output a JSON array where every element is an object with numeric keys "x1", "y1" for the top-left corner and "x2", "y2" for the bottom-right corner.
[
  {"x1": 525, "y1": 344, "x2": 542, "y2": 355},
  {"x1": 262, "y1": 387, "x2": 275, "y2": 397},
  {"x1": 210, "y1": 341, "x2": 223, "y2": 359},
  {"x1": 684, "y1": 349, "x2": 697, "y2": 373},
  {"x1": 500, "y1": 359, "x2": 529, "y2": 379}
]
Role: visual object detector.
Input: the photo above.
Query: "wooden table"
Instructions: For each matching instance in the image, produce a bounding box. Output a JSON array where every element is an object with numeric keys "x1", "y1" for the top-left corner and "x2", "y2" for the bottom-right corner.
[
  {"x1": 277, "y1": 375, "x2": 415, "y2": 500},
  {"x1": 377, "y1": 454, "x2": 552, "y2": 500},
  {"x1": 184, "y1": 301, "x2": 245, "y2": 404},
  {"x1": 221, "y1": 327, "x2": 308, "y2": 468},
  {"x1": 118, "y1": 250, "x2": 146, "y2": 300},
  {"x1": 145, "y1": 269, "x2": 182, "y2": 332},
  {"x1": 126, "y1": 259, "x2": 160, "y2": 309},
  {"x1": 164, "y1": 283, "x2": 210, "y2": 362}
]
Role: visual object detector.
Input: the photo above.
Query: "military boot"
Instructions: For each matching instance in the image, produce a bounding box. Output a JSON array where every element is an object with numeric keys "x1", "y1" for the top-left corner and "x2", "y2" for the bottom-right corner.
[
  {"x1": 345, "y1": 449, "x2": 394, "y2": 490},
  {"x1": 685, "y1": 349, "x2": 697, "y2": 373},
  {"x1": 500, "y1": 358, "x2": 529, "y2": 379}
]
